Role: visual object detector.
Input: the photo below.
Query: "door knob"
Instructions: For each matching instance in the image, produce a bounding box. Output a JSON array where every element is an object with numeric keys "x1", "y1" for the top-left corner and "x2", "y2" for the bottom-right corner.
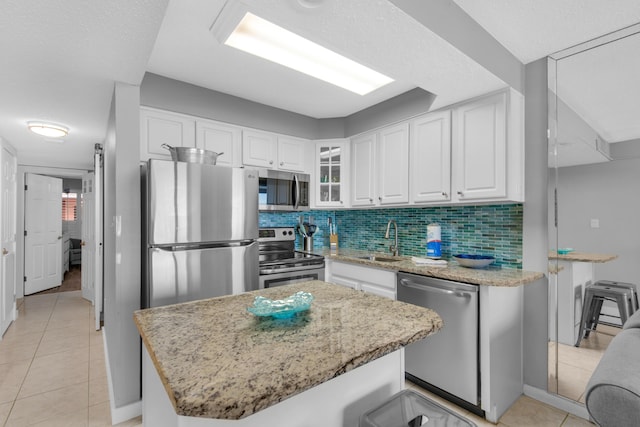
[{"x1": 2, "y1": 248, "x2": 8, "y2": 256}]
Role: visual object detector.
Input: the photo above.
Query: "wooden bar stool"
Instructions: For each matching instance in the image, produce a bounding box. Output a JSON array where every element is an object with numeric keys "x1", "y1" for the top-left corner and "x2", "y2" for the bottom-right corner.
[{"x1": 575, "y1": 282, "x2": 636, "y2": 347}]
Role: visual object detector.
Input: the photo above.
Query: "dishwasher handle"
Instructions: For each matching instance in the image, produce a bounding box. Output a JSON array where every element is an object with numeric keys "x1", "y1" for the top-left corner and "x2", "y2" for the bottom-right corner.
[{"x1": 399, "y1": 278, "x2": 473, "y2": 299}]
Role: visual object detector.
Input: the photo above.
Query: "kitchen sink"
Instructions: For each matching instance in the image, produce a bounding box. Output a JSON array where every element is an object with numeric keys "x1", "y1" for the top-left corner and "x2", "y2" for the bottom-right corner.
[{"x1": 356, "y1": 255, "x2": 402, "y2": 263}]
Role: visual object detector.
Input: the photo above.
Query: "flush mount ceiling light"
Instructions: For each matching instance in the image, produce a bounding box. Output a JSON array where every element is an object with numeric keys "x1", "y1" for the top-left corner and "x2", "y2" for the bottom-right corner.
[
  {"x1": 214, "y1": 11, "x2": 394, "y2": 95},
  {"x1": 27, "y1": 122, "x2": 68, "y2": 138}
]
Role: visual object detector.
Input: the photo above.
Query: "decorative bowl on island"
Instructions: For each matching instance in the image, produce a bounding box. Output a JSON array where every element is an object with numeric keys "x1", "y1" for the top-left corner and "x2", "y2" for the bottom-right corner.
[
  {"x1": 247, "y1": 291, "x2": 314, "y2": 319},
  {"x1": 454, "y1": 254, "x2": 495, "y2": 269}
]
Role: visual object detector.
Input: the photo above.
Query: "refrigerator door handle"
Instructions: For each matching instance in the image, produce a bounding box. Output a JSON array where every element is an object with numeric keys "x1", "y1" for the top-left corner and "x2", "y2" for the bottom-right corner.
[
  {"x1": 152, "y1": 240, "x2": 257, "y2": 252},
  {"x1": 293, "y1": 174, "x2": 300, "y2": 210}
]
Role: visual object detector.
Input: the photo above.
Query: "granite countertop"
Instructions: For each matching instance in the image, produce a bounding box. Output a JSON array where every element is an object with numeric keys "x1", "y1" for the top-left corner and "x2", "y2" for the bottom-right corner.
[
  {"x1": 134, "y1": 281, "x2": 442, "y2": 420},
  {"x1": 548, "y1": 251, "x2": 618, "y2": 263},
  {"x1": 314, "y1": 248, "x2": 544, "y2": 287},
  {"x1": 549, "y1": 251, "x2": 618, "y2": 263}
]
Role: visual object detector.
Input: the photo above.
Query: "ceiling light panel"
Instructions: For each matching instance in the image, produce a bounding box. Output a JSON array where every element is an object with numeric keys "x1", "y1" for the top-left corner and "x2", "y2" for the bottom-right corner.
[
  {"x1": 27, "y1": 122, "x2": 69, "y2": 138},
  {"x1": 222, "y1": 12, "x2": 393, "y2": 95}
]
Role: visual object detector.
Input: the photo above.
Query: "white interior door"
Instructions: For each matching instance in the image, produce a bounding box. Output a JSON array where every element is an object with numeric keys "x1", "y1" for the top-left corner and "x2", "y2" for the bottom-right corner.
[
  {"x1": 1, "y1": 147, "x2": 17, "y2": 336},
  {"x1": 81, "y1": 173, "x2": 95, "y2": 303},
  {"x1": 24, "y1": 174, "x2": 62, "y2": 295}
]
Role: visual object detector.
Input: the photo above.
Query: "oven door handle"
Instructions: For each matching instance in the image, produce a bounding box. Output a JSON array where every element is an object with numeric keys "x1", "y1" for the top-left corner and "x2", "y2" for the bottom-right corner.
[{"x1": 261, "y1": 264, "x2": 324, "y2": 275}]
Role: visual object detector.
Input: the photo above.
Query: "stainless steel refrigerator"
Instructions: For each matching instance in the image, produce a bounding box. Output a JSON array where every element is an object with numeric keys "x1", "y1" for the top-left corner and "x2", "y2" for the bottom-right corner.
[{"x1": 142, "y1": 159, "x2": 259, "y2": 308}]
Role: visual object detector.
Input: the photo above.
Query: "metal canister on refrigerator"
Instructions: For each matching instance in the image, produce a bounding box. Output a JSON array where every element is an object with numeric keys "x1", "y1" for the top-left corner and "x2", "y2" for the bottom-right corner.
[{"x1": 426, "y1": 223, "x2": 442, "y2": 259}]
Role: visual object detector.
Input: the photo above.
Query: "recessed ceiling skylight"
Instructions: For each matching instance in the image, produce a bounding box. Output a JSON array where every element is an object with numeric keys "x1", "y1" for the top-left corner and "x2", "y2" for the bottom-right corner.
[{"x1": 222, "y1": 12, "x2": 394, "y2": 95}]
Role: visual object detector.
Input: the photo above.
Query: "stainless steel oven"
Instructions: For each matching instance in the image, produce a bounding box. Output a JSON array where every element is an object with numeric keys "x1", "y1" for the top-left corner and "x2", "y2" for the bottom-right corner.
[{"x1": 258, "y1": 227, "x2": 324, "y2": 288}]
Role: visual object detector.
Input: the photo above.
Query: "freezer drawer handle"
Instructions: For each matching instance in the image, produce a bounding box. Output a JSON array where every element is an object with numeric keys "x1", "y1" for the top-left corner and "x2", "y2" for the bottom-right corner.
[{"x1": 399, "y1": 278, "x2": 472, "y2": 299}]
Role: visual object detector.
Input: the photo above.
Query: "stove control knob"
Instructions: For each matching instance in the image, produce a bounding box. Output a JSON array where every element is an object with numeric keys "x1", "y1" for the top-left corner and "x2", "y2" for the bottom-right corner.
[
  {"x1": 282, "y1": 230, "x2": 287, "y2": 236},
  {"x1": 288, "y1": 230, "x2": 293, "y2": 235}
]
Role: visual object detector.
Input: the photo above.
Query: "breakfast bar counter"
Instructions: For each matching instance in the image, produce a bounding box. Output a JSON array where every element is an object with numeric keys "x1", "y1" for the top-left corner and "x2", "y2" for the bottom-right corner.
[{"x1": 134, "y1": 281, "x2": 442, "y2": 426}]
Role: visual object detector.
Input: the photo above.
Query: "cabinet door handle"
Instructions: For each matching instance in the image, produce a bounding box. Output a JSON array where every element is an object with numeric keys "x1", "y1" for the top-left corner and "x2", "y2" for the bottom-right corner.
[
  {"x1": 457, "y1": 191, "x2": 463, "y2": 197},
  {"x1": 2, "y1": 248, "x2": 8, "y2": 256},
  {"x1": 57, "y1": 235, "x2": 62, "y2": 240},
  {"x1": 378, "y1": 196, "x2": 382, "y2": 201},
  {"x1": 369, "y1": 198, "x2": 373, "y2": 203},
  {"x1": 269, "y1": 160, "x2": 274, "y2": 165},
  {"x1": 442, "y1": 192, "x2": 448, "y2": 197},
  {"x1": 280, "y1": 161, "x2": 284, "y2": 166}
]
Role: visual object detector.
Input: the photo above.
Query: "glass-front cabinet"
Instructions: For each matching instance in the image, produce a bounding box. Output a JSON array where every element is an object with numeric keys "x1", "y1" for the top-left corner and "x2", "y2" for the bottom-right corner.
[{"x1": 314, "y1": 139, "x2": 349, "y2": 208}]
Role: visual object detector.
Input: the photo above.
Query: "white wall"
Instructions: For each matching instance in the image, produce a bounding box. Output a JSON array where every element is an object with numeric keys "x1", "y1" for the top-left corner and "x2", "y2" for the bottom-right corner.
[
  {"x1": 555, "y1": 157, "x2": 640, "y2": 283},
  {"x1": 522, "y1": 58, "x2": 549, "y2": 390},
  {"x1": 103, "y1": 82, "x2": 142, "y2": 412}
]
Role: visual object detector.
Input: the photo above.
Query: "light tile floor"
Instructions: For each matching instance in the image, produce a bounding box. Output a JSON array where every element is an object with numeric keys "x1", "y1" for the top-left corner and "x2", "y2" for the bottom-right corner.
[
  {"x1": 1, "y1": 290, "x2": 594, "y2": 426},
  {"x1": 0, "y1": 291, "x2": 141, "y2": 426}
]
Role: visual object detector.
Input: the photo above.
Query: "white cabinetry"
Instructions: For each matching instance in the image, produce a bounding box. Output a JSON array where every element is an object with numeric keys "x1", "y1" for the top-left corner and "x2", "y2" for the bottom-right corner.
[
  {"x1": 326, "y1": 260, "x2": 396, "y2": 300},
  {"x1": 314, "y1": 140, "x2": 349, "y2": 208},
  {"x1": 350, "y1": 133, "x2": 376, "y2": 207},
  {"x1": 410, "y1": 111, "x2": 452, "y2": 204},
  {"x1": 378, "y1": 123, "x2": 410, "y2": 205},
  {"x1": 140, "y1": 107, "x2": 195, "y2": 161},
  {"x1": 451, "y1": 89, "x2": 523, "y2": 203},
  {"x1": 350, "y1": 123, "x2": 409, "y2": 207},
  {"x1": 242, "y1": 130, "x2": 309, "y2": 172},
  {"x1": 196, "y1": 119, "x2": 242, "y2": 167}
]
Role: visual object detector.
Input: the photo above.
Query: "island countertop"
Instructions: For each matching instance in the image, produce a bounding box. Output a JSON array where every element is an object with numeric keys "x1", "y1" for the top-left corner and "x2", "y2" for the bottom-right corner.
[{"x1": 134, "y1": 281, "x2": 442, "y2": 421}]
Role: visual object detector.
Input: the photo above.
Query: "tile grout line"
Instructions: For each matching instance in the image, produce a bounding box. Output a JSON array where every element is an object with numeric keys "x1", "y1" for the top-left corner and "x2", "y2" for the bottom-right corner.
[{"x1": 4, "y1": 293, "x2": 59, "y2": 426}]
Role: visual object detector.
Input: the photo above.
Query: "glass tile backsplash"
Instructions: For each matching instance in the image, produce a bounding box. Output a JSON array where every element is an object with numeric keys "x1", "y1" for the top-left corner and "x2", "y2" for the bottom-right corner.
[{"x1": 259, "y1": 204, "x2": 523, "y2": 268}]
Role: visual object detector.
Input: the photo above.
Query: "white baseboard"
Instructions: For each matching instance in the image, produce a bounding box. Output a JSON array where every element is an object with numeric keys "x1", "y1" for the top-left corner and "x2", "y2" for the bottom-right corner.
[
  {"x1": 102, "y1": 327, "x2": 142, "y2": 425},
  {"x1": 523, "y1": 384, "x2": 590, "y2": 420}
]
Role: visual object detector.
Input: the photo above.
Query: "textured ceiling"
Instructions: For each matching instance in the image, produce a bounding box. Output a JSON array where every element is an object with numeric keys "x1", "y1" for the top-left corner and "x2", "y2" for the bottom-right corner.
[
  {"x1": 0, "y1": 0, "x2": 168, "y2": 169},
  {"x1": 3, "y1": 1, "x2": 640, "y2": 170},
  {"x1": 556, "y1": 30, "x2": 640, "y2": 143},
  {"x1": 146, "y1": 0, "x2": 507, "y2": 118},
  {"x1": 452, "y1": 0, "x2": 640, "y2": 64}
]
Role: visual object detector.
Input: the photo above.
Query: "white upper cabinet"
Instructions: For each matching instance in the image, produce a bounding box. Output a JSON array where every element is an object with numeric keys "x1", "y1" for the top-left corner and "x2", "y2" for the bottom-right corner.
[
  {"x1": 196, "y1": 119, "x2": 242, "y2": 167},
  {"x1": 450, "y1": 89, "x2": 524, "y2": 203},
  {"x1": 277, "y1": 136, "x2": 307, "y2": 172},
  {"x1": 242, "y1": 130, "x2": 309, "y2": 173},
  {"x1": 410, "y1": 110, "x2": 452, "y2": 203},
  {"x1": 350, "y1": 132, "x2": 377, "y2": 207},
  {"x1": 314, "y1": 139, "x2": 349, "y2": 208},
  {"x1": 140, "y1": 107, "x2": 196, "y2": 160},
  {"x1": 452, "y1": 92, "x2": 507, "y2": 201},
  {"x1": 377, "y1": 123, "x2": 409, "y2": 205},
  {"x1": 242, "y1": 130, "x2": 278, "y2": 169},
  {"x1": 351, "y1": 123, "x2": 410, "y2": 207}
]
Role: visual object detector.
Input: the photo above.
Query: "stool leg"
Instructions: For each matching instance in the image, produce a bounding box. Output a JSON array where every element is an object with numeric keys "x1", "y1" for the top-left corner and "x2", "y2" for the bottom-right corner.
[
  {"x1": 589, "y1": 297, "x2": 605, "y2": 334},
  {"x1": 617, "y1": 294, "x2": 631, "y2": 326},
  {"x1": 576, "y1": 292, "x2": 594, "y2": 347}
]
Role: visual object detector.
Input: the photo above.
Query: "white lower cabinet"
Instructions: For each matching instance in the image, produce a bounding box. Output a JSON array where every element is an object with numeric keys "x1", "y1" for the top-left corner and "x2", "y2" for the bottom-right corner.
[{"x1": 325, "y1": 260, "x2": 396, "y2": 300}]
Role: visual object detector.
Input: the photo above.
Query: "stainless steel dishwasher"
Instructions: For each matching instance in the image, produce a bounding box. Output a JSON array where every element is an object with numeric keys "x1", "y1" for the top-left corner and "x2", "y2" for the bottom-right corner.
[{"x1": 398, "y1": 272, "x2": 481, "y2": 415}]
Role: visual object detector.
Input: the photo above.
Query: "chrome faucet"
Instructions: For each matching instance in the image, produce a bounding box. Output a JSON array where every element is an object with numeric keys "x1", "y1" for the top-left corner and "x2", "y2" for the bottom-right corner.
[{"x1": 385, "y1": 220, "x2": 398, "y2": 256}]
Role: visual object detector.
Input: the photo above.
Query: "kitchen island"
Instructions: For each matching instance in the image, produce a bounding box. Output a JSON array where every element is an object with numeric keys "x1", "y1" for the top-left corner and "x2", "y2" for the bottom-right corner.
[{"x1": 134, "y1": 281, "x2": 442, "y2": 427}]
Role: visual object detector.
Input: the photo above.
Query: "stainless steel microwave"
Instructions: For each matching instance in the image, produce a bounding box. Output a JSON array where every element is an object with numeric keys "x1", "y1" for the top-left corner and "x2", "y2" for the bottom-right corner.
[{"x1": 258, "y1": 169, "x2": 310, "y2": 211}]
